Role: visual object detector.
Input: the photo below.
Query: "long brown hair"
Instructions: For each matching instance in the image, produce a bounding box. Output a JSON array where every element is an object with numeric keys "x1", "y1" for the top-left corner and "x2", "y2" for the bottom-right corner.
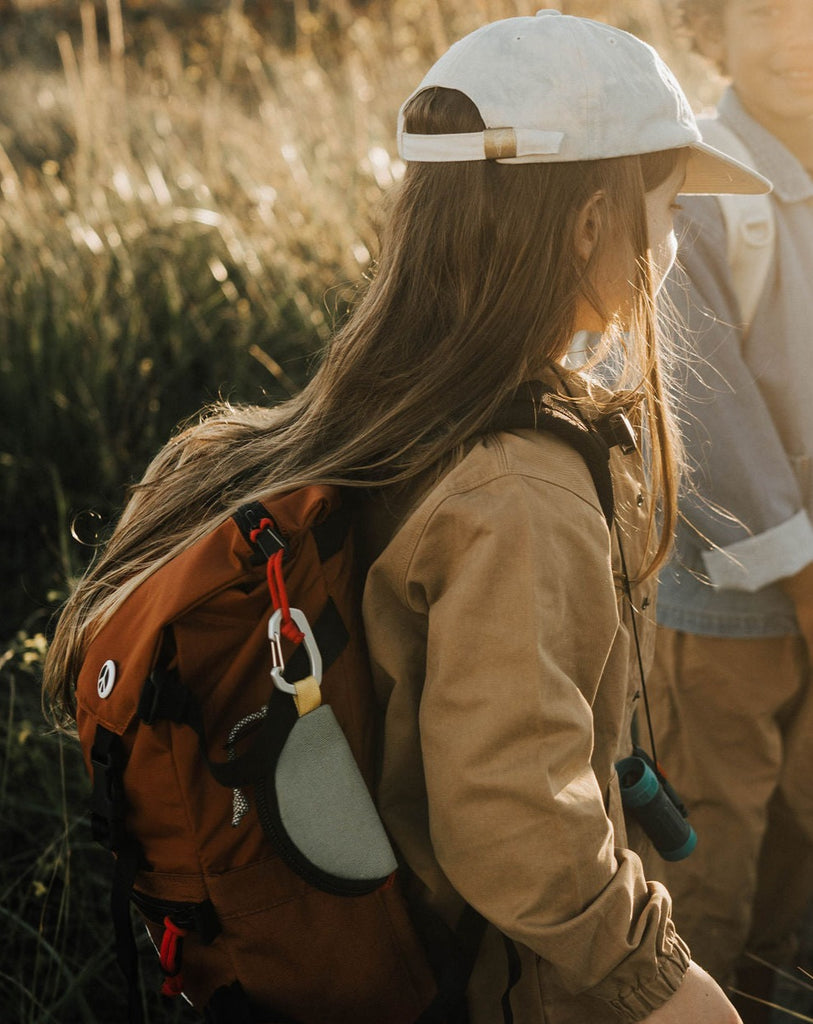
[{"x1": 44, "y1": 88, "x2": 683, "y2": 724}]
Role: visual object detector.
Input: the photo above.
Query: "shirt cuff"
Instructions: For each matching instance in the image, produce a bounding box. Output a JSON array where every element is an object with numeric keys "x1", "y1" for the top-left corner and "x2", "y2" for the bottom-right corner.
[{"x1": 701, "y1": 510, "x2": 813, "y2": 592}]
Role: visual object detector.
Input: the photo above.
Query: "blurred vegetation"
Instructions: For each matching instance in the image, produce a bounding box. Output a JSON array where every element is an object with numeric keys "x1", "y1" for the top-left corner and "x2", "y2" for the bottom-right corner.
[
  {"x1": 1, "y1": 629, "x2": 201, "y2": 1021},
  {"x1": 6, "y1": 1, "x2": 801, "y2": 1022},
  {"x1": 0, "y1": 0, "x2": 722, "y2": 633},
  {"x1": 0, "y1": 0, "x2": 397, "y2": 632}
]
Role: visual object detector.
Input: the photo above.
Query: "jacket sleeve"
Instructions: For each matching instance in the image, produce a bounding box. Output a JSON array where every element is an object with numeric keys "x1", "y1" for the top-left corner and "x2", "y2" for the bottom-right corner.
[
  {"x1": 404, "y1": 472, "x2": 688, "y2": 1017},
  {"x1": 666, "y1": 196, "x2": 813, "y2": 591}
]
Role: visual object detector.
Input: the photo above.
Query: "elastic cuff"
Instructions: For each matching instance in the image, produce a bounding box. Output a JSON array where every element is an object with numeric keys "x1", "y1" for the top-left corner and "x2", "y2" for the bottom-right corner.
[
  {"x1": 606, "y1": 935, "x2": 691, "y2": 1022},
  {"x1": 702, "y1": 510, "x2": 813, "y2": 592}
]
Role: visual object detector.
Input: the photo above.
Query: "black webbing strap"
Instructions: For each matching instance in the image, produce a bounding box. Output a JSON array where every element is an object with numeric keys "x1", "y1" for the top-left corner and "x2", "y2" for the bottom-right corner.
[
  {"x1": 136, "y1": 627, "x2": 186, "y2": 727},
  {"x1": 136, "y1": 661, "x2": 195, "y2": 729},
  {"x1": 90, "y1": 724, "x2": 129, "y2": 851},
  {"x1": 90, "y1": 725, "x2": 146, "y2": 1024},
  {"x1": 500, "y1": 935, "x2": 523, "y2": 1024},
  {"x1": 492, "y1": 381, "x2": 617, "y2": 529},
  {"x1": 285, "y1": 596, "x2": 348, "y2": 681},
  {"x1": 414, "y1": 904, "x2": 489, "y2": 1024},
  {"x1": 413, "y1": 906, "x2": 523, "y2": 1024},
  {"x1": 113, "y1": 844, "x2": 144, "y2": 1024},
  {"x1": 203, "y1": 980, "x2": 300, "y2": 1024},
  {"x1": 203, "y1": 981, "x2": 257, "y2": 1024},
  {"x1": 311, "y1": 500, "x2": 353, "y2": 562},
  {"x1": 129, "y1": 890, "x2": 222, "y2": 945}
]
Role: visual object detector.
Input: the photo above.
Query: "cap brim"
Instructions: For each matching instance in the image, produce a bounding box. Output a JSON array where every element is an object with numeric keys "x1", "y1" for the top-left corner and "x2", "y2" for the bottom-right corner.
[{"x1": 683, "y1": 141, "x2": 772, "y2": 195}]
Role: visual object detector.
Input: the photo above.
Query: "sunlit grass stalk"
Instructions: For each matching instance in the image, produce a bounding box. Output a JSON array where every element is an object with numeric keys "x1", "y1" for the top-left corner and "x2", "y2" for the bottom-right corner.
[
  {"x1": 745, "y1": 952, "x2": 813, "y2": 994},
  {"x1": 730, "y1": 989, "x2": 813, "y2": 1023}
]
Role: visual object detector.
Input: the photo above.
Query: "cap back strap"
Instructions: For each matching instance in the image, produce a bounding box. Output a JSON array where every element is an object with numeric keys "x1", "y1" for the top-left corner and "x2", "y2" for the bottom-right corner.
[{"x1": 399, "y1": 127, "x2": 564, "y2": 162}]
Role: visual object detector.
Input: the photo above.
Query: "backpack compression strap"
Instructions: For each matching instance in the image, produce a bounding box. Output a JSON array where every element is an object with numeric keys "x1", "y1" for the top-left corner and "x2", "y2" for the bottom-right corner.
[{"x1": 89, "y1": 725, "x2": 148, "y2": 1024}]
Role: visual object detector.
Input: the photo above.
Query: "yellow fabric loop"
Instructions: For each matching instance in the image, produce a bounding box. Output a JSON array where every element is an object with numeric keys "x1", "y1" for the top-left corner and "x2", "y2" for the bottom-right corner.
[
  {"x1": 293, "y1": 675, "x2": 322, "y2": 717},
  {"x1": 483, "y1": 127, "x2": 517, "y2": 160}
]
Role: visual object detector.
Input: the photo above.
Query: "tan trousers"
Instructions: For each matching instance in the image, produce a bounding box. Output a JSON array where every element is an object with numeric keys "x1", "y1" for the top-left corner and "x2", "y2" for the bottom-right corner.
[{"x1": 643, "y1": 628, "x2": 813, "y2": 988}]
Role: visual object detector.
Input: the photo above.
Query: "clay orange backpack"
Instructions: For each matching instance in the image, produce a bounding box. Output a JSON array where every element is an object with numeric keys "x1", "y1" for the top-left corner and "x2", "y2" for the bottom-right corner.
[
  {"x1": 72, "y1": 385, "x2": 619, "y2": 1024},
  {"x1": 77, "y1": 485, "x2": 447, "y2": 1023}
]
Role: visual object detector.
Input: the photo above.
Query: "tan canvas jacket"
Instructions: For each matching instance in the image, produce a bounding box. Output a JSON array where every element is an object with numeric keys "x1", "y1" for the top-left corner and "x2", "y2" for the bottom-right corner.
[{"x1": 361, "y1": 415, "x2": 690, "y2": 1023}]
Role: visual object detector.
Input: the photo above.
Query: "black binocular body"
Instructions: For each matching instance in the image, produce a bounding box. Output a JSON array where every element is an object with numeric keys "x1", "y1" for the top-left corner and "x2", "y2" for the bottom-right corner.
[{"x1": 616, "y1": 746, "x2": 696, "y2": 862}]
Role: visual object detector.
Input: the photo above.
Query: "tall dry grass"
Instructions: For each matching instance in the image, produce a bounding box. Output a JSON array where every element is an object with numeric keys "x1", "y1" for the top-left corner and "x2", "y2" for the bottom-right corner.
[{"x1": 0, "y1": 0, "x2": 725, "y2": 631}]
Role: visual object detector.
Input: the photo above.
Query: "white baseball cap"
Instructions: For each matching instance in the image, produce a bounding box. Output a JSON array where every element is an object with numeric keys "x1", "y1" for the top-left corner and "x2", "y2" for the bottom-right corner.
[{"x1": 397, "y1": 11, "x2": 771, "y2": 195}]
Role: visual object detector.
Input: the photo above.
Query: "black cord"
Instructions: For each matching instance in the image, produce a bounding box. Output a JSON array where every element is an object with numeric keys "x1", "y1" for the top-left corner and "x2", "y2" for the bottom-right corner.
[
  {"x1": 615, "y1": 527, "x2": 659, "y2": 769},
  {"x1": 551, "y1": 365, "x2": 660, "y2": 767}
]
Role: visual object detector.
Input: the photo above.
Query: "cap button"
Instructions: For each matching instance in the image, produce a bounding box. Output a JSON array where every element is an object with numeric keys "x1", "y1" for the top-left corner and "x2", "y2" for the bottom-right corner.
[{"x1": 535, "y1": 9, "x2": 562, "y2": 15}]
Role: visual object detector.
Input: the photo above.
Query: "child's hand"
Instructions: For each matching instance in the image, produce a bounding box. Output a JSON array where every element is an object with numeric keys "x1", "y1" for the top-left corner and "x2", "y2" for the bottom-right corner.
[{"x1": 641, "y1": 961, "x2": 742, "y2": 1024}]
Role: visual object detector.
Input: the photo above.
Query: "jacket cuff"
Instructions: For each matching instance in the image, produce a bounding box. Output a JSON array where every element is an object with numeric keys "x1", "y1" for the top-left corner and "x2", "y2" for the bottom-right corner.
[
  {"x1": 585, "y1": 901, "x2": 688, "y2": 1019},
  {"x1": 606, "y1": 929, "x2": 691, "y2": 1021},
  {"x1": 702, "y1": 510, "x2": 813, "y2": 592}
]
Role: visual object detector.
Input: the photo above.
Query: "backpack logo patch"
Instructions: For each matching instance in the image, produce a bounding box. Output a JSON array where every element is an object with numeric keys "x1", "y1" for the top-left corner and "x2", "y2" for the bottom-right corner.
[{"x1": 96, "y1": 659, "x2": 117, "y2": 699}]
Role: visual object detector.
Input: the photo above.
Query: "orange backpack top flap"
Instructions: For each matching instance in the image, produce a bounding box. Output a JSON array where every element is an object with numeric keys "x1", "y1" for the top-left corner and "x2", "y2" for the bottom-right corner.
[{"x1": 75, "y1": 485, "x2": 342, "y2": 751}]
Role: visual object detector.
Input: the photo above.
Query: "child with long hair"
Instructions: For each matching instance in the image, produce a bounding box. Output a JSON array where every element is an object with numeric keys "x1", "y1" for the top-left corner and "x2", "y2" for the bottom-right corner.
[{"x1": 43, "y1": 13, "x2": 768, "y2": 1024}]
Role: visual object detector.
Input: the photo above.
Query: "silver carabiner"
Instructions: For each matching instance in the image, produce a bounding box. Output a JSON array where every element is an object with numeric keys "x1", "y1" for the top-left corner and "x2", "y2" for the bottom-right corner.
[{"x1": 268, "y1": 607, "x2": 323, "y2": 695}]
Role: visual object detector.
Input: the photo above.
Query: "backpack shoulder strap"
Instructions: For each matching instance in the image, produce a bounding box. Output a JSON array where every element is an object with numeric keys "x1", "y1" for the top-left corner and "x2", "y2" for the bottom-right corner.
[
  {"x1": 697, "y1": 117, "x2": 775, "y2": 333},
  {"x1": 493, "y1": 382, "x2": 621, "y2": 529}
]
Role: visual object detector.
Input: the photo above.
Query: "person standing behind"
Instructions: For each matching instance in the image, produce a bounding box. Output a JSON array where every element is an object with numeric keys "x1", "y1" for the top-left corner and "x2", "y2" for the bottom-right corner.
[{"x1": 648, "y1": 1, "x2": 813, "y2": 1020}]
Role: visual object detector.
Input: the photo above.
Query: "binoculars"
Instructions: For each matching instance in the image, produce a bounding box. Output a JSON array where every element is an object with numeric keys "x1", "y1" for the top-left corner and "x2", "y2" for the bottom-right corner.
[{"x1": 616, "y1": 746, "x2": 697, "y2": 862}]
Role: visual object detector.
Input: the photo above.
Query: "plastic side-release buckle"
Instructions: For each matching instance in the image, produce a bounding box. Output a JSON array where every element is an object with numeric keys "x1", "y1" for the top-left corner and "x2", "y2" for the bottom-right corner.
[
  {"x1": 601, "y1": 411, "x2": 637, "y2": 455},
  {"x1": 159, "y1": 915, "x2": 187, "y2": 998},
  {"x1": 138, "y1": 665, "x2": 194, "y2": 726}
]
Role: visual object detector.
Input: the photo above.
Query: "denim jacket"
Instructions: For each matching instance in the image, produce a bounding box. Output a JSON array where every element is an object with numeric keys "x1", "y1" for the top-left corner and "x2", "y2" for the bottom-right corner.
[{"x1": 658, "y1": 87, "x2": 813, "y2": 637}]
